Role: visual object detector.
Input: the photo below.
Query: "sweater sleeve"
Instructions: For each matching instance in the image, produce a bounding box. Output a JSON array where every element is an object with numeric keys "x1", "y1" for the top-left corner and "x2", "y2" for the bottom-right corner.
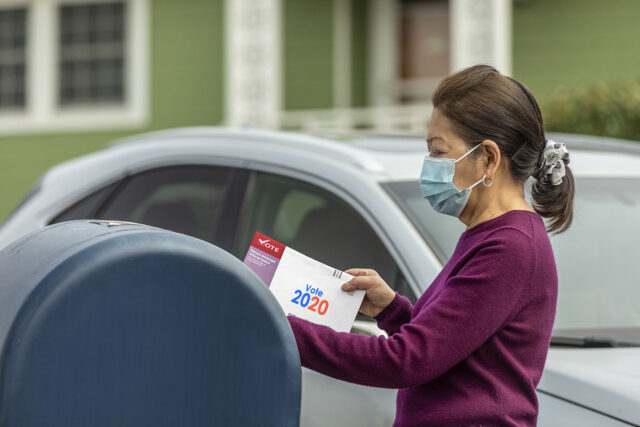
[
  {"x1": 286, "y1": 229, "x2": 533, "y2": 389},
  {"x1": 372, "y1": 291, "x2": 414, "y2": 336}
]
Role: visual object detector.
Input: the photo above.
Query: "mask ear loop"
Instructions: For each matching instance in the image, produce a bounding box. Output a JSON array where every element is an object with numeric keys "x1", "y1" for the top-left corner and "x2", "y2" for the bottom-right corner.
[
  {"x1": 454, "y1": 142, "x2": 483, "y2": 163},
  {"x1": 463, "y1": 143, "x2": 493, "y2": 187},
  {"x1": 467, "y1": 174, "x2": 487, "y2": 190},
  {"x1": 468, "y1": 174, "x2": 493, "y2": 190}
]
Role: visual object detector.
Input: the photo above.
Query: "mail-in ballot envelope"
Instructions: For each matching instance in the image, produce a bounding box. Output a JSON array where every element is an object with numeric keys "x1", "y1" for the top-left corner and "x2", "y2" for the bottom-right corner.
[{"x1": 243, "y1": 231, "x2": 365, "y2": 333}]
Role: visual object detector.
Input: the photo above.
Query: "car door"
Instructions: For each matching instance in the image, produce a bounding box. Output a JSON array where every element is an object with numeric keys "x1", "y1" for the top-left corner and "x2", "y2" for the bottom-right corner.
[
  {"x1": 233, "y1": 171, "x2": 416, "y2": 303},
  {"x1": 51, "y1": 165, "x2": 248, "y2": 253},
  {"x1": 233, "y1": 170, "x2": 414, "y2": 427}
]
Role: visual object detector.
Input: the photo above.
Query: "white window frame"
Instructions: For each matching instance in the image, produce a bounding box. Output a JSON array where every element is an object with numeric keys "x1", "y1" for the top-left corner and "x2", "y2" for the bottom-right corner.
[{"x1": 0, "y1": 0, "x2": 149, "y2": 135}]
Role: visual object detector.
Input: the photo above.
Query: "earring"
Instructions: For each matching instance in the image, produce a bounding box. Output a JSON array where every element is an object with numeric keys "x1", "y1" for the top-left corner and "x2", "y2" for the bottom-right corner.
[{"x1": 482, "y1": 176, "x2": 493, "y2": 187}]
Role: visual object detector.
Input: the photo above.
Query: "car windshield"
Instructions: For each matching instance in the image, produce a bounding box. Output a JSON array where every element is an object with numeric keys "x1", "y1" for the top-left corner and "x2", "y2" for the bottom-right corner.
[{"x1": 384, "y1": 177, "x2": 640, "y2": 333}]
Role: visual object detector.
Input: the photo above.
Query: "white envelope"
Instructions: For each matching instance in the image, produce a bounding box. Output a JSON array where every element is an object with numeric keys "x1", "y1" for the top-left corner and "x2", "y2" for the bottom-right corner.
[{"x1": 243, "y1": 232, "x2": 365, "y2": 333}]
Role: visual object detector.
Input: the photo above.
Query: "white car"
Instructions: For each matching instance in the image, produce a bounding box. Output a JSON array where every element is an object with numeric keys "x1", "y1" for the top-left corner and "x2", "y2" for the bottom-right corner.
[{"x1": 1, "y1": 128, "x2": 639, "y2": 426}]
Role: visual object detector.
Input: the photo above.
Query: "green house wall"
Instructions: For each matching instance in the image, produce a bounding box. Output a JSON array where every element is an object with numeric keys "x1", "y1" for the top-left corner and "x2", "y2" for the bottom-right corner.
[
  {"x1": 513, "y1": 0, "x2": 640, "y2": 101},
  {"x1": 283, "y1": 0, "x2": 335, "y2": 110},
  {"x1": 282, "y1": 0, "x2": 370, "y2": 110},
  {"x1": 351, "y1": 0, "x2": 369, "y2": 108}
]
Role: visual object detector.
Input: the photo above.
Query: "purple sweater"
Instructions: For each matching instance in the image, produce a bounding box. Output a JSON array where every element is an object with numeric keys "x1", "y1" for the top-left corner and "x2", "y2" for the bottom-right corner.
[{"x1": 287, "y1": 209, "x2": 558, "y2": 426}]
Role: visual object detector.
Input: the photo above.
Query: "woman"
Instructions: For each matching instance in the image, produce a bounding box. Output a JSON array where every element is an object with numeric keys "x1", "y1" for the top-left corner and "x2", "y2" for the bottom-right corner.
[{"x1": 286, "y1": 64, "x2": 574, "y2": 426}]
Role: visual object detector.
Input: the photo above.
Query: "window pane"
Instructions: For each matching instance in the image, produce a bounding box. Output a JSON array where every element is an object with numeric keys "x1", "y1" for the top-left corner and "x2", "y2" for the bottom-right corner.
[
  {"x1": 385, "y1": 177, "x2": 640, "y2": 331},
  {"x1": 58, "y1": 2, "x2": 125, "y2": 106},
  {"x1": 236, "y1": 172, "x2": 415, "y2": 305},
  {"x1": 99, "y1": 166, "x2": 234, "y2": 244},
  {"x1": 0, "y1": 8, "x2": 27, "y2": 110},
  {"x1": 384, "y1": 180, "x2": 465, "y2": 262},
  {"x1": 50, "y1": 182, "x2": 120, "y2": 224},
  {"x1": 545, "y1": 178, "x2": 640, "y2": 331}
]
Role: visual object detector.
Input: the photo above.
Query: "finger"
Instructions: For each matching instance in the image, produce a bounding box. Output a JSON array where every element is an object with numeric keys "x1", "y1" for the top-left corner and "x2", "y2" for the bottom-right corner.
[
  {"x1": 344, "y1": 268, "x2": 378, "y2": 277},
  {"x1": 341, "y1": 275, "x2": 380, "y2": 291}
]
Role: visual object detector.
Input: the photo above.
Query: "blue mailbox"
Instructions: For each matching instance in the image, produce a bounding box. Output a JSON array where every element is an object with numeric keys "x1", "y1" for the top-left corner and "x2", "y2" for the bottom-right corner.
[{"x1": 0, "y1": 220, "x2": 301, "y2": 426}]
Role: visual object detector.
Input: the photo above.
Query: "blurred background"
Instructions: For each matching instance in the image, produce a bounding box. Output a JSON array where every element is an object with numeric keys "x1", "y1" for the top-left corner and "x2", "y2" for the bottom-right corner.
[{"x1": 1, "y1": 0, "x2": 639, "y2": 221}]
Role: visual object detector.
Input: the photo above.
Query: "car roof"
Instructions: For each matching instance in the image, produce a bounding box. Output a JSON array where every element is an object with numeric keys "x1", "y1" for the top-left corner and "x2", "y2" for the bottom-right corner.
[
  {"x1": 43, "y1": 127, "x2": 640, "y2": 189},
  {"x1": 349, "y1": 131, "x2": 640, "y2": 181},
  {"x1": 109, "y1": 127, "x2": 387, "y2": 174}
]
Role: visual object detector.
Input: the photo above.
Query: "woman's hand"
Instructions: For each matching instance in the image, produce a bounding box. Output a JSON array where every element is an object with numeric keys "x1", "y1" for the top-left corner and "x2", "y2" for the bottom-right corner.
[{"x1": 341, "y1": 269, "x2": 396, "y2": 317}]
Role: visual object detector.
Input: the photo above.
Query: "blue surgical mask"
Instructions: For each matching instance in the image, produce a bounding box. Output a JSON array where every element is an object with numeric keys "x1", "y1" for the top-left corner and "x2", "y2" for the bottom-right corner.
[{"x1": 419, "y1": 143, "x2": 486, "y2": 217}]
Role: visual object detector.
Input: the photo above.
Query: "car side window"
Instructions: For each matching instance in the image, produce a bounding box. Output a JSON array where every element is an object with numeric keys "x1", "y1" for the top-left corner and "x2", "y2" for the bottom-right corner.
[
  {"x1": 99, "y1": 166, "x2": 237, "y2": 246},
  {"x1": 235, "y1": 172, "x2": 417, "y2": 307},
  {"x1": 50, "y1": 181, "x2": 120, "y2": 224}
]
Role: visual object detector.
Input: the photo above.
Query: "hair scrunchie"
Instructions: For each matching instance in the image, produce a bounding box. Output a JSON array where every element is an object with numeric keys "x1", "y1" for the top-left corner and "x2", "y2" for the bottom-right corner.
[{"x1": 539, "y1": 140, "x2": 570, "y2": 186}]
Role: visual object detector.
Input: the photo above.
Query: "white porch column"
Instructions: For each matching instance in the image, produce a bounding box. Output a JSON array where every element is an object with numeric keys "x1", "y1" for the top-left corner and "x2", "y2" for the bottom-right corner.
[
  {"x1": 334, "y1": 0, "x2": 352, "y2": 109},
  {"x1": 225, "y1": 0, "x2": 281, "y2": 128},
  {"x1": 368, "y1": 0, "x2": 399, "y2": 107},
  {"x1": 450, "y1": 0, "x2": 512, "y2": 75}
]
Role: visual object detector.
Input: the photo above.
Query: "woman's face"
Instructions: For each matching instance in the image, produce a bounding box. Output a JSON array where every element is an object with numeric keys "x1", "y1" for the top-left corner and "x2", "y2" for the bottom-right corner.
[{"x1": 426, "y1": 108, "x2": 484, "y2": 191}]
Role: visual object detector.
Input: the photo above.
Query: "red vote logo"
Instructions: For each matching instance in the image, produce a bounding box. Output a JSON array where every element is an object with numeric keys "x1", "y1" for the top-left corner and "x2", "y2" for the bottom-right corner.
[{"x1": 251, "y1": 231, "x2": 285, "y2": 260}]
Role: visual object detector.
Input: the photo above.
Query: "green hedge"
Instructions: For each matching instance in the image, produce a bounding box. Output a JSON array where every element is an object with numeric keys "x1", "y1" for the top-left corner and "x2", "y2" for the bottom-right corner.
[{"x1": 542, "y1": 79, "x2": 640, "y2": 142}]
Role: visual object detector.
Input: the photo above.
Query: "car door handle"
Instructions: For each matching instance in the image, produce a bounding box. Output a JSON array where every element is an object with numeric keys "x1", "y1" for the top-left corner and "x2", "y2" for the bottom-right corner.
[{"x1": 350, "y1": 320, "x2": 388, "y2": 338}]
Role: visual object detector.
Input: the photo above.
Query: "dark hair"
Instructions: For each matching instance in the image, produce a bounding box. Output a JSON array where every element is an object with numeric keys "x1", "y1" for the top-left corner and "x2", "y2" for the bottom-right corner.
[{"x1": 432, "y1": 64, "x2": 574, "y2": 234}]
